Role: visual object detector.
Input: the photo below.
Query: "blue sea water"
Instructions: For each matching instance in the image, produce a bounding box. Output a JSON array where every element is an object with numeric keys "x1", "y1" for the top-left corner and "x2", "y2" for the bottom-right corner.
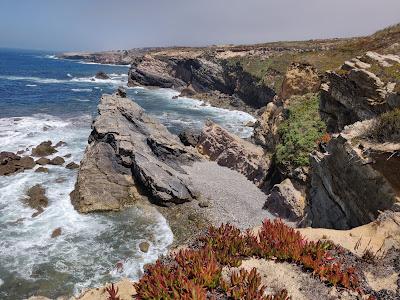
[{"x1": 0, "y1": 48, "x2": 255, "y2": 299}]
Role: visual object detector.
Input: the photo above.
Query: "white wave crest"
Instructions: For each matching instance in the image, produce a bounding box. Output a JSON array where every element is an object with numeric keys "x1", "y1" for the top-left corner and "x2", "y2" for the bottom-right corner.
[{"x1": 71, "y1": 88, "x2": 93, "y2": 92}]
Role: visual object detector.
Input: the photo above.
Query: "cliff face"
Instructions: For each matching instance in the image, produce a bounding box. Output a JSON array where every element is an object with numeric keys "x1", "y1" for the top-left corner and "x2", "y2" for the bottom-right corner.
[
  {"x1": 309, "y1": 121, "x2": 400, "y2": 229},
  {"x1": 128, "y1": 54, "x2": 276, "y2": 110},
  {"x1": 320, "y1": 52, "x2": 400, "y2": 132}
]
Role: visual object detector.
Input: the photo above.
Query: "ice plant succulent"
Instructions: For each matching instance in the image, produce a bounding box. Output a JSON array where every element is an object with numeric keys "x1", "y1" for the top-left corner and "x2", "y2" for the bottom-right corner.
[{"x1": 133, "y1": 219, "x2": 361, "y2": 299}]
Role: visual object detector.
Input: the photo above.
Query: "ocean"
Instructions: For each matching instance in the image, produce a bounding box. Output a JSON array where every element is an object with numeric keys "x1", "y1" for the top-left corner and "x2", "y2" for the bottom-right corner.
[{"x1": 0, "y1": 48, "x2": 255, "y2": 299}]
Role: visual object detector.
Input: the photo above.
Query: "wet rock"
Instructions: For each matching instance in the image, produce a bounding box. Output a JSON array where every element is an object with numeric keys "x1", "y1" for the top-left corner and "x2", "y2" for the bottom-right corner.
[
  {"x1": 51, "y1": 227, "x2": 62, "y2": 238},
  {"x1": 179, "y1": 85, "x2": 197, "y2": 97},
  {"x1": 139, "y1": 241, "x2": 150, "y2": 253},
  {"x1": 280, "y1": 62, "x2": 321, "y2": 100},
  {"x1": 196, "y1": 121, "x2": 270, "y2": 188},
  {"x1": 245, "y1": 121, "x2": 255, "y2": 127},
  {"x1": 36, "y1": 157, "x2": 50, "y2": 165},
  {"x1": 55, "y1": 141, "x2": 67, "y2": 148},
  {"x1": 31, "y1": 141, "x2": 57, "y2": 157},
  {"x1": 55, "y1": 177, "x2": 66, "y2": 183},
  {"x1": 0, "y1": 152, "x2": 35, "y2": 176},
  {"x1": 64, "y1": 153, "x2": 72, "y2": 158},
  {"x1": 264, "y1": 179, "x2": 305, "y2": 222},
  {"x1": 35, "y1": 167, "x2": 49, "y2": 173},
  {"x1": 66, "y1": 162, "x2": 79, "y2": 169},
  {"x1": 49, "y1": 156, "x2": 65, "y2": 166},
  {"x1": 31, "y1": 207, "x2": 44, "y2": 218},
  {"x1": 24, "y1": 185, "x2": 48, "y2": 209},
  {"x1": 95, "y1": 71, "x2": 110, "y2": 79},
  {"x1": 116, "y1": 86, "x2": 127, "y2": 98},
  {"x1": 16, "y1": 150, "x2": 25, "y2": 155},
  {"x1": 178, "y1": 129, "x2": 200, "y2": 147},
  {"x1": 71, "y1": 94, "x2": 200, "y2": 212}
]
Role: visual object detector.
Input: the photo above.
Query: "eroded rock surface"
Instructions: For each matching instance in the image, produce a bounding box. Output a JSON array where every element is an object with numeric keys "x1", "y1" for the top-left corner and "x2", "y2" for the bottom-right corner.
[
  {"x1": 309, "y1": 121, "x2": 400, "y2": 229},
  {"x1": 71, "y1": 93, "x2": 201, "y2": 212},
  {"x1": 196, "y1": 121, "x2": 270, "y2": 187},
  {"x1": 320, "y1": 51, "x2": 400, "y2": 132},
  {"x1": 280, "y1": 62, "x2": 321, "y2": 100}
]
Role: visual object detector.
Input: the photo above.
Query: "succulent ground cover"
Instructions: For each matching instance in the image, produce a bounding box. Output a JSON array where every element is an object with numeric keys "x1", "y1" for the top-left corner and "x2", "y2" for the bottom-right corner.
[{"x1": 126, "y1": 219, "x2": 371, "y2": 300}]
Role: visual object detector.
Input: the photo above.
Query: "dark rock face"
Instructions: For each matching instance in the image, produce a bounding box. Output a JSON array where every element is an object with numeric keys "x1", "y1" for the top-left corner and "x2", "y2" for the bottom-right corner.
[
  {"x1": 196, "y1": 121, "x2": 270, "y2": 188},
  {"x1": 66, "y1": 162, "x2": 79, "y2": 170},
  {"x1": 309, "y1": 127, "x2": 399, "y2": 229},
  {"x1": 36, "y1": 158, "x2": 50, "y2": 165},
  {"x1": 31, "y1": 141, "x2": 57, "y2": 157},
  {"x1": 0, "y1": 152, "x2": 35, "y2": 176},
  {"x1": 71, "y1": 93, "x2": 201, "y2": 212},
  {"x1": 178, "y1": 129, "x2": 200, "y2": 147},
  {"x1": 320, "y1": 52, "x2": 400, "y2": 132},
  {"x1": 128, "y1": 55, "x2": 276, "y2": 109},
  {"x1": 95, "y1": 71, "x2": 110, "y2": 80},
  {"x1": 116, "y1": 86, "x2": 127, "y2": 98}
]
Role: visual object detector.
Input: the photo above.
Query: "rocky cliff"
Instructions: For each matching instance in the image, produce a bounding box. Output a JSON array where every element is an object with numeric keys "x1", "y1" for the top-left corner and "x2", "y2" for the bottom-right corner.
[
  {"x1": 320, "y1": 51, "x2": 400, "y2": 132},
  {"x1": 128, "y1": 52, "x2": 276, "y2": 111}
]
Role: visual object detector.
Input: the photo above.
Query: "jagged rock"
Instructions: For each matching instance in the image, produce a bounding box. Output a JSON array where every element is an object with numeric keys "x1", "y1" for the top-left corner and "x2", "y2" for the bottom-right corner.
[
  {"x1": 95, "y1": 71, "x2": 110, "y2": 80},
  {"x1": 24, "y1": 185, "x2": 48, "y2": 209},
  {"x1": 252, "y1": 102, "x2": 284, "y2": 151},
  {"x1": 36, "y1": 157, "x2": 50, "y2": 165},
  {"x1": 320, "y1": 52, "x2": 400, "y2": 132},
  {"x1": 31, "y1": 207, "x2": 44, "y2": 218},
  {"x1": 0, "y1": 152, "x2": 35, "y2": 176},
  {"x1": 178, "y1": 129, "x2": 200, "y2": 147},
  {"x1": 196, "y1": 121, "x2": 270, "y2": 188},
  {"x1": 264, "y1": 179, "x2": 305, "y2": 222},
  {"x1": 280, "y1": 63, "x2": 321, "y2": 100},
  {"x1": 66, "y1": 162, "x2": 79, "y2": 169},
  {"x1": 71, "y1": 93, "x2": 200, "y2": 212},
  {"x1": 49, "y1": 156, "x2": 65, "y2": 166},
  {"x1": 31, "y1": 141, "x2": 57, "y2": 157},
  {"x1": 309, "y1": 122, "x2": 400, "y2": 229}
]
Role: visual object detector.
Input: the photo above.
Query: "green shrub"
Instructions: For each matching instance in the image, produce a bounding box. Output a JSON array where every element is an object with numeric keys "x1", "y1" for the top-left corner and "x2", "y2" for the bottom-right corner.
[
  {"x1": 369, "y1": 108, "x2": 400, "y2": 142},
  {"x1": 275, "y1": 93, "x2": 326, "y2": 168}
]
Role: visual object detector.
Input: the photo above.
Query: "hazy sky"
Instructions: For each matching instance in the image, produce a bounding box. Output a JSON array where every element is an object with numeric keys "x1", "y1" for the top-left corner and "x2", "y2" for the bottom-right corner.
[{"x1": 1, "y1": 0, "x2": 399, "y2": 51}]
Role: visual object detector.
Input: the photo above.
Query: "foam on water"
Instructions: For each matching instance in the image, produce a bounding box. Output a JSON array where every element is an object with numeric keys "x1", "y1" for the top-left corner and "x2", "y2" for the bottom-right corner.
[
  {"x1": 0, "y1": 114, "x2": 173, "y2": 298},
  {"x1": 71, "y1": 88, "x2": 93, "y2": 92}
]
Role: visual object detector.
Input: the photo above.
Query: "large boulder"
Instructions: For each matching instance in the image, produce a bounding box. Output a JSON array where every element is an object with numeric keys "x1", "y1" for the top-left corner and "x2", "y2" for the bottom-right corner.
[
  {"x1": 71, "y1": 93, "x2": 201, "y2": 212},
  {"x1": 264, "y1": 179, "x2": 305, "y2": 222},
  {"x1": 179, "y1": 129, "x2": 200, "y2": 147},
  {"x1": 280, "y1": 63, "x2": 321, "y2": 100},
  {"x1": 320, "y1": 52, "x2": 400, "y2": 132},
  {"x1": 196, "y1": 121, "x2": 270, "y2": 188},
  {"x1": 0, "y1": 152, "x2": 35, "y2": 176}
]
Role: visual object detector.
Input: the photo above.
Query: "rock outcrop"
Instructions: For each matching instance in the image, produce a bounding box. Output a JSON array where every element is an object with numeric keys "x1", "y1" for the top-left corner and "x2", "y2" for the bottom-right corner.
[
  {"x1": 196, "y1": 121, "x2": 270, "y2": 188},
  {"x1": 264, "y1": 179, "x2": 305, "y2": 222},
  {"x1": 24, "y1": 184, "x2": 48, "y2": 210},
  {"x1": 252, "y1": 101, "x2": 284, "y2": 151},
  {"x1": 71, "y1": 93, "x2": 201, "y2": 212},
  {"x1": 0, "y1": 152, "x2": 35, "y2": 176},
  {"x1": 31, "y1": 141, "x2": 57, "y2": 157},
  {"x1": 280, "y1": 63, "x2": 321, "y2": 100},
  {"x1": 309, "y1": 121, "x2": 400, "y2": 229},
  {"x1": 320, "y1": 51, "x2": 400, "y2": 132}
]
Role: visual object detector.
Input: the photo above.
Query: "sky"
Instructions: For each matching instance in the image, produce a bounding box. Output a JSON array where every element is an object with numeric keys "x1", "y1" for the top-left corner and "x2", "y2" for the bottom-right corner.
[{"x1": 0, "y1": 0, "x2": 400, "y2": 51}]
